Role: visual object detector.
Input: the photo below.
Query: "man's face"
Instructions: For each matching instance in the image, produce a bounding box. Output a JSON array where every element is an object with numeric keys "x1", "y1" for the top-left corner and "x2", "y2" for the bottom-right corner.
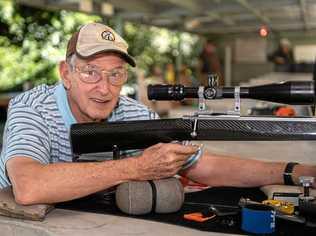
[
  {"x1": 281, "y1": 45, "x2": 290, "y2": 54},
  {"x1": 62, "y1": 54, "x2": 127, "y2": 123}
]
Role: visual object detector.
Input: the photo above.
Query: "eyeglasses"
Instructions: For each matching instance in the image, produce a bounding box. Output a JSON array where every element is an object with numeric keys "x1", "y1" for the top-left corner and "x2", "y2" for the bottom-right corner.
[{"x1": 73, "y1": 64, "x2": 128, "y2": 86}]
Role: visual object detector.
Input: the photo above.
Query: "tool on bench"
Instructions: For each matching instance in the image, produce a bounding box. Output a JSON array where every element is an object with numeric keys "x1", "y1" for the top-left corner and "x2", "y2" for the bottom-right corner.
[
  {"x1": 183, "y1": 203, "x2": 239, "y2": 224},
  {"x1": 298, "y1": 176, "x2": 316, "y2": 226}
]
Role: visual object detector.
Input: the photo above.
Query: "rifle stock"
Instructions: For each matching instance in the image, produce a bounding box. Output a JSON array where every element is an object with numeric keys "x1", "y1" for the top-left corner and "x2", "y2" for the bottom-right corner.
[{"x1": 70, "y1": 117, "x2": 316, "y2": 155}]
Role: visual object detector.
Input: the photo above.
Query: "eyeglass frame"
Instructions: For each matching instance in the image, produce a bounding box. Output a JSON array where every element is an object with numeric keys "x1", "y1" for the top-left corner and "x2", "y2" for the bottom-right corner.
[{"x1": 69, "y1": 62, "x2": 128, "y2": 86}]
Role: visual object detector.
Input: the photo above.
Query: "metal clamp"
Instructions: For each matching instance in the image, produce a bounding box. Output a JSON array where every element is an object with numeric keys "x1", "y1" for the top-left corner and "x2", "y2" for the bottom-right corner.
[
  {"x1": 228, "y1": 86, "x2": 241, "y2": 116},
  {"x1": 198, "y1": 86, "x2": 206, "y2": 111},
  {"x1": 299, "y1": 176, "x2": 315, "y2": 201},
  {"x1": 234, "y1": 86, "x2": 241, "y2": 114}
]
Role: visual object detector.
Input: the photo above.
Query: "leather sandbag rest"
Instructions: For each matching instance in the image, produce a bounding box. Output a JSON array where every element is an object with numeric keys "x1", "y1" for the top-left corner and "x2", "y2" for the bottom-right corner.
[
  {"x1": 0, "y1": 187, "x2": 54, "y2": 221},
  {"x1": 260, "y1": 185, "x2": 316, "y2": 199},
  {"x1": 116, "y1": 177, "x2": 184, "y2": 215}
]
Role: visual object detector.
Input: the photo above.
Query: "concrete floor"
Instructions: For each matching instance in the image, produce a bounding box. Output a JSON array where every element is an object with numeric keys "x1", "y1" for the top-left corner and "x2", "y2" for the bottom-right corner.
[
  {"x1": 0, "y1": 209, "x2": 233, "y2": 236},
  {"x1": 201, "y1": 140, "x2": 316, "y2": 164}
]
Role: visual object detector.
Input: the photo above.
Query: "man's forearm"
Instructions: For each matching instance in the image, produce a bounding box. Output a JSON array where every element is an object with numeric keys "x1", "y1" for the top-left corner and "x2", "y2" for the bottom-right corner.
[
  {"x1": 8, "y1": 157, "x2": 138, "y2": 204},
  {"x1": 184, "y1": 152, "x2": 287, "y2": 187},
  {"x1": 7, "y1": 143, "x2": 199, "y2": 205}
]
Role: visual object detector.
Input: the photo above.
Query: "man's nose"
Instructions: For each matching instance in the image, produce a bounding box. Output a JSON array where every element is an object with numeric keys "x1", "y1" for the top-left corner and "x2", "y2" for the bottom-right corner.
[{"x1": 97, "y1": 76, "x2": 111, "y2": 94}]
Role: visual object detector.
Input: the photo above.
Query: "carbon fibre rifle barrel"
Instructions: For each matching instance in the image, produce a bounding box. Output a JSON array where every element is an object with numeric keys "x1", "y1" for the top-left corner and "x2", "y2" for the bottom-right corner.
[{"x1": 148, "y1": 81, "x2": 315, "y2": 105}]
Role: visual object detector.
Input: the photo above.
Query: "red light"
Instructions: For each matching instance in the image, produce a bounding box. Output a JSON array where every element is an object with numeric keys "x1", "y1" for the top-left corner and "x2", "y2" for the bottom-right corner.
[{"x1": 259, "y1": 26, "x2": 268, "y2": 37}]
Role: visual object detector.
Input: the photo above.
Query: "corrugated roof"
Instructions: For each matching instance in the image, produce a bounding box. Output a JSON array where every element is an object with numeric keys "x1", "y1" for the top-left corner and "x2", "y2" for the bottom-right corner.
[{"x1": 16, "y1": 0, "x2": 316, "y2": 35}]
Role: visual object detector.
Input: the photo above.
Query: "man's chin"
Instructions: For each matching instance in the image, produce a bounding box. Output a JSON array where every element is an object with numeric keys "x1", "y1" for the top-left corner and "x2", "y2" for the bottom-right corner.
[
  {"x1": 86, "y1": 103, "x2": 116, "y2": 122},
  {"x1": 90, "y1": 112, "x2": 111, "y2": 122}
]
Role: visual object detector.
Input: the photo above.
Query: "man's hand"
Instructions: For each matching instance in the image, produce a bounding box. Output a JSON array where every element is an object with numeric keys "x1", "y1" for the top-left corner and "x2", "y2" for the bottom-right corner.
[{"x1": 132, "y1": 143, "x2": 199, "y2": 180}]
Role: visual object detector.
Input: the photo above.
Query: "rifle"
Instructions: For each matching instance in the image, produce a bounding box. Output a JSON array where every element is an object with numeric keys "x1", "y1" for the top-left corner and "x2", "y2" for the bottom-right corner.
[{"x1": 70, "y1": 76, "x2": 316, "y2": 160}]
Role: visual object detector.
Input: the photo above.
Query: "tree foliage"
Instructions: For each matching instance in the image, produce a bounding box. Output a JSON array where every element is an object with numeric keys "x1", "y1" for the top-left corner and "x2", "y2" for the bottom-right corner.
[
  {"x1": 0, "y1": 1, "x2": 200, "y2": 91},
  {"x1": 0, "y1": 1, "x2": 101, "y2": 91}
]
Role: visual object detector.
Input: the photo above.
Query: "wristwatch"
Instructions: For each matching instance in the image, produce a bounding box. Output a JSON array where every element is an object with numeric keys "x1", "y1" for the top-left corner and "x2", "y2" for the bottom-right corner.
[{"x1": 283, "y1": 162, "x2": 299, "y2": 185}]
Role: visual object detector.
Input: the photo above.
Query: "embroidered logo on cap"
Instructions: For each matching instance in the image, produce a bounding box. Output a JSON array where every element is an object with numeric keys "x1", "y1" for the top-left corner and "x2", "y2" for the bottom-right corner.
[{"x1": 101, "y1": 30, "x2": 115, "y2": 41}]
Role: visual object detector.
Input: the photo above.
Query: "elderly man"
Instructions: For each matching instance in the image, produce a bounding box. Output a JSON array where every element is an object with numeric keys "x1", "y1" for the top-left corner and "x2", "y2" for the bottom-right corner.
[{"x1": 0, "y1": 23, "x2": 315, "y2": 205}]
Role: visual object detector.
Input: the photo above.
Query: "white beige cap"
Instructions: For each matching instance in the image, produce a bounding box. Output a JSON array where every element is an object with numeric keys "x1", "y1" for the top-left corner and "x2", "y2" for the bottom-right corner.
[
  {"x1": 66, "y1": 23, "x2": 136, "y2": 67},
  {"x1": 280, "y1": 38, "x2": 291, "y2": 47}
]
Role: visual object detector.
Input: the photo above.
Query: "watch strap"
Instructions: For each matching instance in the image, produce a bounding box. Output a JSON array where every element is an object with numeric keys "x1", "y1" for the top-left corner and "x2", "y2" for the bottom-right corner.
[{"x1": 283, "y1": 162, "x2": 299, "y2": 185}]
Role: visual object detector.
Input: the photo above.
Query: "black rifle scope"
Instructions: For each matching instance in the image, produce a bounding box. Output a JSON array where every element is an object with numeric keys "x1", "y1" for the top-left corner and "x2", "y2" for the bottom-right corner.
[{"x1": 148, "y1": 81, "x2": 315, "y2": 105}]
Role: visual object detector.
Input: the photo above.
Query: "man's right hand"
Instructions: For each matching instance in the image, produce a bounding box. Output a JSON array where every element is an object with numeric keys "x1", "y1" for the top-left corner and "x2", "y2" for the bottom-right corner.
[{"x1": 132, "y1": 143, "x2": 199, "y2": 180}]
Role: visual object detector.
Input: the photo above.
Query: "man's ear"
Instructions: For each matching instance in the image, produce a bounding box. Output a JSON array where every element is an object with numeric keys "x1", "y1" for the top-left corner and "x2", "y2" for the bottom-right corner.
[{"x1": 59, "y1": 61, "x2": 71, "y2": 90}]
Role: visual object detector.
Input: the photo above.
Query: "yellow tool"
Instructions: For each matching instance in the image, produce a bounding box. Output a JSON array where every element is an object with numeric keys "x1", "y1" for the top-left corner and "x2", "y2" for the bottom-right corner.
[{"x1": 262, "y1": 199, "x2": 295, "y2": 215}]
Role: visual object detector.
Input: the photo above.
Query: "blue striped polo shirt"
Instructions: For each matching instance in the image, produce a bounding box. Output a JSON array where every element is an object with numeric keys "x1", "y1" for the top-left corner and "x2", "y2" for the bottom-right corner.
[
  {"x1": 0, "y1": 83, "x2": 201, "y2": 189},
  {"x1": 0, "y1": 83, "x2": 157, "y2": 188}
]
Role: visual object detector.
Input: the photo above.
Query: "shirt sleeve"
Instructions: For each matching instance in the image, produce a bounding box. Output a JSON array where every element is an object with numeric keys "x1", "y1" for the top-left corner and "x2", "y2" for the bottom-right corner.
[{"x1": 2, "y1": 101, "x2": 51, "y2": 166}]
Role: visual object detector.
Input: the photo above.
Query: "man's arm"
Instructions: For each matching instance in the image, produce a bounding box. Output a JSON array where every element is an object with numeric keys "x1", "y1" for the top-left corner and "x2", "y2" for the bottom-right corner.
[
  {"x1": 6, "y1": 143, "x2": 198, "y2": 205},
  {"x1": 7, "y1": 157, "x2": 134, "y2": 205},
  {"x1": 182, "y1": 151, "x2": 316, "y2": 187}
]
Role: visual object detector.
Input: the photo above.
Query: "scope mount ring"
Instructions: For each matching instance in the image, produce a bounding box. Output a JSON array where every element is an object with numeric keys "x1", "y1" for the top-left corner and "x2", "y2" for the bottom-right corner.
[{"x1": 198, "y1": 86, "x2": 206, "y2": 111}]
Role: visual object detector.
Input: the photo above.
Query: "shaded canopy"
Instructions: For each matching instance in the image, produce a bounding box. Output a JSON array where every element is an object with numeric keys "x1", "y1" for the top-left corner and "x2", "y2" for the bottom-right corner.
[{"x1": 17, "y1": 0, "x2": 316, "y2": 35}]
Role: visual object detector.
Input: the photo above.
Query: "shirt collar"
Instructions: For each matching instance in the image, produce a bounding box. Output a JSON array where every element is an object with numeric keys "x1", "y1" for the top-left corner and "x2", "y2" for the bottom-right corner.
[{"x1": 54, "y1": 83, "x2": 77, "y2": 130}]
